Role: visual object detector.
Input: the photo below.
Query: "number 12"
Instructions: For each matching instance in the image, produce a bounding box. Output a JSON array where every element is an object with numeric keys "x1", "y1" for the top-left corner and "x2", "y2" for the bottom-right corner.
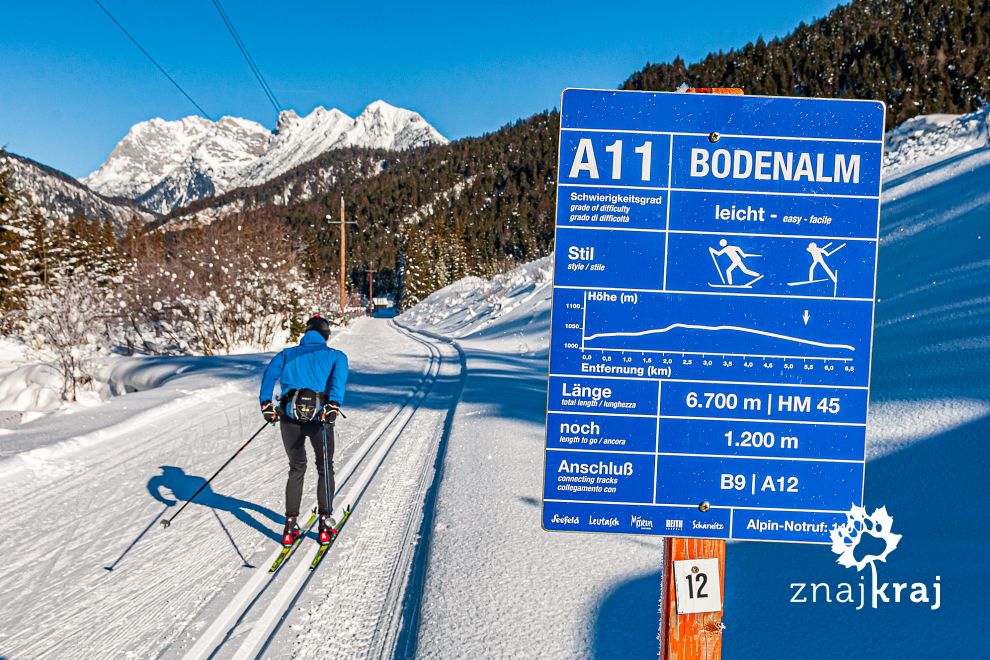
[{"x1": 684, "y1": 572, "x2": 709, "y2": 599}]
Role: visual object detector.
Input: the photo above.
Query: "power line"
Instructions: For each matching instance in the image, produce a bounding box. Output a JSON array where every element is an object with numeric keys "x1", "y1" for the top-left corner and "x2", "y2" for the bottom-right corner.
[
  {"x1": 211, "y1": 0, "x2": 281, "y2": 113},
  {"x1": 210, "y1": 0, "x2": 282, "y2": 115},
  {"x1": 91, "y1": 0, "x2": 211, "y2": 118}
]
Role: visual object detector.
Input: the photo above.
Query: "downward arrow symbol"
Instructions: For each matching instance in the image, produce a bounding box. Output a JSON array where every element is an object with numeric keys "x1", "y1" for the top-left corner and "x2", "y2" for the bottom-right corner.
[{"x1": 803, "y1": 310, "x2": 810, "y2": 325}]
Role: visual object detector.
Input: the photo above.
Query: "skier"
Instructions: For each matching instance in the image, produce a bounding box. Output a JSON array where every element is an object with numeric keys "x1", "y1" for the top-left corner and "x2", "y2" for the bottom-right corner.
[
  {"x1": 259, "y1": 315, "x2": 348, "y2": 547},
  {"x1": 710, "y1": 238, "x2": 761, "y2": 285},
  {"x1": 806, "y1": 241, "x2": 842, "y2": 284}
]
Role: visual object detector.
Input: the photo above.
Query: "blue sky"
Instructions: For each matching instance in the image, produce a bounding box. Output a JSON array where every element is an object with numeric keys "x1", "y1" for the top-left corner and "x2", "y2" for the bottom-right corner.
[{"x1": 1, "y1": 1, "x2": 845, "y2": 178}]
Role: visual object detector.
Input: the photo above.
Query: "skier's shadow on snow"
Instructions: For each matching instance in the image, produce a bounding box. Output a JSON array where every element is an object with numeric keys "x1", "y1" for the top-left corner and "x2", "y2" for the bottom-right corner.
[
  {"x1": 147, "y1": 466, "x2": 283, "y2": 543},
  {"x1": 105, "y1": 466, "x2": 284, "y2": 571}
]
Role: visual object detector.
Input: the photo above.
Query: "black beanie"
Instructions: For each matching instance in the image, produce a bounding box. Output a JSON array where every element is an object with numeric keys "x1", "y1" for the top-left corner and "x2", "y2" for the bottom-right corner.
[{"x1": 305, "y1": 315, "x2": 331, "y2": 340}]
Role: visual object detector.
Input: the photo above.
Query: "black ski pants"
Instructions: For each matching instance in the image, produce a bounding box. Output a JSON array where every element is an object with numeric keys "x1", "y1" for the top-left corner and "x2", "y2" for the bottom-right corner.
[{"x1": 280, "y1": 419, "x2": 334, "y2": 517}]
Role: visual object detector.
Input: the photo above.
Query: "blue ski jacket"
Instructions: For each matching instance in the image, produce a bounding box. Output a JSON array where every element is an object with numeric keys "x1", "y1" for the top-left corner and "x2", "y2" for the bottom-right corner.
[{"x1": 259, "y1": 330, "x2": 348, "y2": 405}]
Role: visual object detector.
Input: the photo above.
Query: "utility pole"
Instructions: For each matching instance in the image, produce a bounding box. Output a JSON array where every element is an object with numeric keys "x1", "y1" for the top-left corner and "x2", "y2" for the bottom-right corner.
[
  {"x1": 365, "y1": 261, "x2": 376, "y2": 316},
  {"x1": 324, "y1": 194, "x2": 356, "y2": 317}
]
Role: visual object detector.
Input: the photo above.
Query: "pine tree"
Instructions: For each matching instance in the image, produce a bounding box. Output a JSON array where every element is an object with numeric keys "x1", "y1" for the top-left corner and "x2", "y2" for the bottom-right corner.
[
  {"x1": 622, "y1": 0, "x2": 990, "y2": 129},
  {"x1": 0, "y1": 161, "x2": 31, "y2": 319},
  {"x1": 22, "y1": 206, "x2": 69, "y2": 291},
  {"x1": 399, "y1": 228, "x2": 430, "y2": 309}
]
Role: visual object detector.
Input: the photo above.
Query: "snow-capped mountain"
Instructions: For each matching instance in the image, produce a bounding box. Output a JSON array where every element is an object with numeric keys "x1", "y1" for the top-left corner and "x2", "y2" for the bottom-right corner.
[
  {"x1": 82, "y1": 115, "x2": 270, "y2": 214},
  {"x1": 83, "y1": 116, "x2": 224, "y2": 198},
  {"x1": 1, "y1": 151, "x2": 154, "y2": 232},
  {"x1": 134, "y1": 116, "x2": 271, "y2": 214},
  {"x1": 235, "y1": 100, "x2": 445, "y2": 188},
  {"x1": 83, "y1": 101, "x2": 447, "y2": 214},
  {"x1": 235, "y1": 107, "x2": 355, "y2": 188}
]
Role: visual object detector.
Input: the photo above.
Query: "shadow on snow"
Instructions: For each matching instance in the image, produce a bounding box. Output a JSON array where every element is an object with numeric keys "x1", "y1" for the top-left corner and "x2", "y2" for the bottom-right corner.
[
  {"x1": 104, "y1": 465, "x2": 283, "y2": 571},
  {"x1": 147, "y1": 466, "x2": 282, "y2": 543}
]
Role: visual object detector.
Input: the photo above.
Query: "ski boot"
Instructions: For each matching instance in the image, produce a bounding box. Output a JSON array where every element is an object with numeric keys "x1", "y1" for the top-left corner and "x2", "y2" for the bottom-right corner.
[
  {"x1": 282, "y1": 516, "x2": 301, "y2": 547},
  {"x1": 318, "y1": 513, "x2": 338, "y2": 545}
]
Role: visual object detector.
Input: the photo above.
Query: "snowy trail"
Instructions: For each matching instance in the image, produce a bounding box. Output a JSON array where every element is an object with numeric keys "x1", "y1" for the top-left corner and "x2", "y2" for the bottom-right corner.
[
  {"x1": 400, "y1": 262, "x2": 667, "y2": 658},
  {"x1": 279, "y1": 326, "x2": 464, "y2": 659},
  {"x1": 0, "y1": 318, "x2": 446, "y2": 659},
  {"x1": 0, "y1": 383, "x2": 279, "y2": 658},
  {"x1": 174, "y1": 320, "x2": 460, "y2": 659}
]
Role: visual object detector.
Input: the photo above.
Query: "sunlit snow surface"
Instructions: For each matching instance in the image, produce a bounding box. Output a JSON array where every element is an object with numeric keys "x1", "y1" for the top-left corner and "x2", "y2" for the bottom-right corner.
[
  {"x1": 0, "y1": 320, "x2": 429, "y2": 658},
  {"x1": 402, "y1": 257, "x2": 666, "y2": 658}
]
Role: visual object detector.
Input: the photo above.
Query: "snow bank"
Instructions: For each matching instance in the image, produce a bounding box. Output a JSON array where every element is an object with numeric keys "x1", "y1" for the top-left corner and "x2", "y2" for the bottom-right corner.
[
  {"x1": 0, "y1": 337, "x2": 191, "y2": 427},
  {"x1": 400, "y1": 256, "x2": 552, "y2": 339},
  {"x1": 0, "y1": 350, "x2": 267, "y2": 471},
  {"x1": 0, "y1": 363, "x2": 63, "y2": 420},
  {"x1": 884, "y1": 104, "x2": 989, "y2": 180},
  {"x1": 0, "y1": 339, "x2": 62, "y2": 425}
]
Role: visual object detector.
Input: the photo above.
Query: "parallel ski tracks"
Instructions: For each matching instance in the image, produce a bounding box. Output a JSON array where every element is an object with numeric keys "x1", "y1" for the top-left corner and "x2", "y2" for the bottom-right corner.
[
  {"x1": 178, "y1": 321, "x2": 449, "y2": 660},
  {"x1": 366, "y1": 324, "x2": 467, "y2": 659}
]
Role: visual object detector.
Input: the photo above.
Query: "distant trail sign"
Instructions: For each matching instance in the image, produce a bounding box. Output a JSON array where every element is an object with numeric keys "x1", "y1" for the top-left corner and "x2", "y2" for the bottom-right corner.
[{"x1": 542, "y1": 89, "x2": 885, "y2": 543}]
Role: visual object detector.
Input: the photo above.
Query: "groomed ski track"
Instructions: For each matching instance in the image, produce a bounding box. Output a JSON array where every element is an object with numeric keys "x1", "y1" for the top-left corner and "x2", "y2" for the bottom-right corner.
[
  {"x1": 176, "y1": 320, "x2": 463, "y2": 659},
  {"x1": 0, "y1": 318, "x2": 463, "y2": 659}
]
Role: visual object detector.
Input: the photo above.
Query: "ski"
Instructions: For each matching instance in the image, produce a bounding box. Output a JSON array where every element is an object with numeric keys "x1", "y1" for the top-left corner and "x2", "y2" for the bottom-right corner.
[
  {"x1": 309, "y1": 506, "x2": 352, "y2": 571},
  {"x1": 708, "y1": 274, "x2": 764, "y2": 289},
  {"x1": 269, "y1": 511, "x2": 319, "y2": 574}
]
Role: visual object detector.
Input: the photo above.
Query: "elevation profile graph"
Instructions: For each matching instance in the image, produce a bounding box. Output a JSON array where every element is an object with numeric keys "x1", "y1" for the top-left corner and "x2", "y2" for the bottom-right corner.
[
  {"x1": 582, "y1": 321, "x2": 855, "y2": 361},
  {"x1": 558, "y1": 289, "x2": 876, "y2": 387}
]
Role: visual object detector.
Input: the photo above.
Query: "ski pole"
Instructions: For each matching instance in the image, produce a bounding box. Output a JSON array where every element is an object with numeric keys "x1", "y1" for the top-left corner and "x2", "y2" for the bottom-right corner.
[
  {"x1": 160, "y1": 421, "x2": 272, "y2": 529},
  {"x1": 709, "y1": 248, "x2": 726, "y2": 284},
  {"x1": 322, "y1": 422, "x2": 332, "y2": 519}
]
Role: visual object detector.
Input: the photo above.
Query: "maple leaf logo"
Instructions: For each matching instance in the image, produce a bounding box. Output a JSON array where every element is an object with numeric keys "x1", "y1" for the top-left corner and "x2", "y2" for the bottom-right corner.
[{"x1": 829, "y1": 505, "x2": 901, "y2": 571}]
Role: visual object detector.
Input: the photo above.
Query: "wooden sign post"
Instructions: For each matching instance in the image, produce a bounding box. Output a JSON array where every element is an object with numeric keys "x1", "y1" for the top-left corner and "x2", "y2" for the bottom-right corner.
[
  {"x1": 660, "y1": 538, "x2": 726, "y2": 659},
  {"x1": 659, "y1": 86, "x2": 740, "y2": 660}
]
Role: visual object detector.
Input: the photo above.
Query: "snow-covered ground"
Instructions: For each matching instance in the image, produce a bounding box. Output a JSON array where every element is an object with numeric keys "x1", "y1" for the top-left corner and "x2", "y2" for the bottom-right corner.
[
  {"x1": 0, "y1": 320, "x2": 452, "y2": 658},
  {"x1": 402, "y1": 262, "x2": 668, "y2": 658},
  {"x1": 883, "y1": 104, "x2": 989, "y2": 179},
  {"x1": 0, "y1": 107, "x2": 987, "y2": 659},
  {"x1": 0, "y1": 339, "x2": 63, "y2": 425}
]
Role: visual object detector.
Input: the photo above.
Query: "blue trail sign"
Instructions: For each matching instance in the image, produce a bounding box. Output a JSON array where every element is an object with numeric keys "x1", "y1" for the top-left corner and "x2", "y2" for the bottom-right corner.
[{"x1": 543, "y1": 89, "x2": 885, "y2": 544}]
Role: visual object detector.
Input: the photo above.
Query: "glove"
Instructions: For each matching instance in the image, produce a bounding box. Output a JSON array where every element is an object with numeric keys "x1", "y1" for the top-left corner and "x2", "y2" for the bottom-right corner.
[
  {"x1": 322, "y1": 401, "x2": 341, "y2": 424},
  {"x1": 261, "y1": 400, "x2": 279, "y2": 423}
]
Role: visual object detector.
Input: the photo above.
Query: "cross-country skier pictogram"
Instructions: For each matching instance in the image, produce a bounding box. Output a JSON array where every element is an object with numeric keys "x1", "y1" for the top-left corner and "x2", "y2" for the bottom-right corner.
[
  {"x1": 788, "y1": 241, "x2": 845, "y2": 296},
  {"x1": 709, "y1": 238, "x2": 763, "y2": 288}
]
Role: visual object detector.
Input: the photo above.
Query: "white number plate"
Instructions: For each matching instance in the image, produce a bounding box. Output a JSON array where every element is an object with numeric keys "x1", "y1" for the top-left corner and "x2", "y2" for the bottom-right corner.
[{"x1": 673, "y1": 558, "x2": 722, "y2": 614}]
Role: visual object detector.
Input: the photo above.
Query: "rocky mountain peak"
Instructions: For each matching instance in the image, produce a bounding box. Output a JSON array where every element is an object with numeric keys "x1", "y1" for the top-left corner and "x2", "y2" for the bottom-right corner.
[{"x1": 81, "y1": 101, "x2": 447, "y2": 213}]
